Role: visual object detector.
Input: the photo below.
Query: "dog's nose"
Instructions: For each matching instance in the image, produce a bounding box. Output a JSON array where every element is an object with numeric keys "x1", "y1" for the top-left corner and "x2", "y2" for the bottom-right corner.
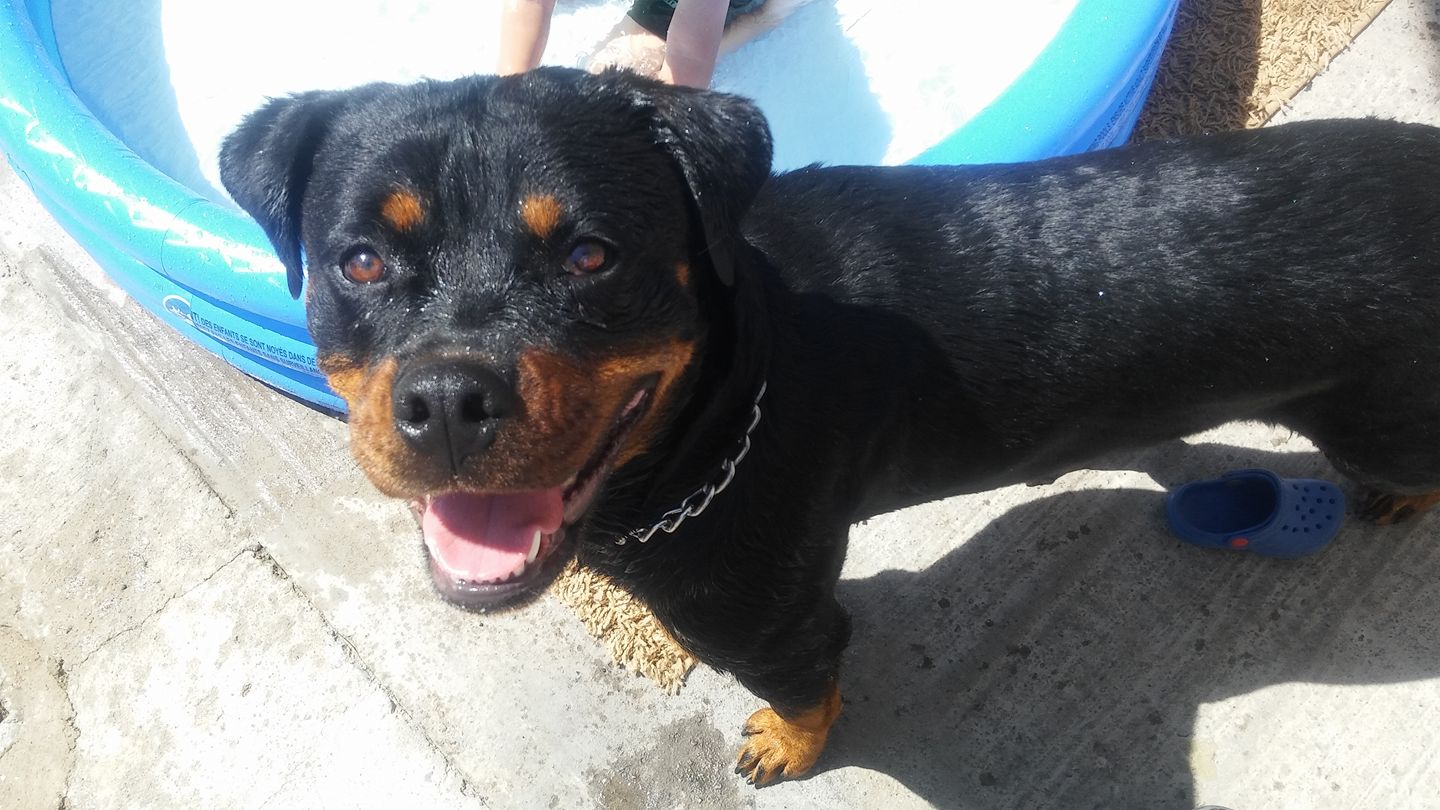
[{"x1": 391, "y1": 360, "x2": 515, "y2": 470}]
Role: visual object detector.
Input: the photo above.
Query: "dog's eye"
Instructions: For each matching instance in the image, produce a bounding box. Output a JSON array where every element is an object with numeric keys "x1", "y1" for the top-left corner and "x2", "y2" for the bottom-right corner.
[
  {"x1": 341, "y1": 249, "x2": 386, "y2": 284},
  {"x1": 564, "y1": 240, "x2": 610, "y2": 275}
]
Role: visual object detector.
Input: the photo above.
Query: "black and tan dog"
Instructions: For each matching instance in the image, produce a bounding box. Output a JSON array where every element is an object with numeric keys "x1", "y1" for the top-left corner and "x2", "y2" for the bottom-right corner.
[{"x1": 220, "y1": 68, "x2": 1440, "y2": 784}]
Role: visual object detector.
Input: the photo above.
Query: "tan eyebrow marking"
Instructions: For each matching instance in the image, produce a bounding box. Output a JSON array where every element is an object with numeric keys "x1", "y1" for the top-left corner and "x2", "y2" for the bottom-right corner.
[
  {"x1": 381, "y1": 190, "x2": 425, "y2": 232},
  {"x1": 520, "y1": 195, "x2": 563, "y2": 238}
]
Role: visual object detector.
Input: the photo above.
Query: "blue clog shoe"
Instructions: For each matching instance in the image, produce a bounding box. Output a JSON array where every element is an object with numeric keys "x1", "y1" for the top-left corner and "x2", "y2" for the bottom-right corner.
[{"x1": 1165, "y1": 469, "x2": 1345, "y2": 558}]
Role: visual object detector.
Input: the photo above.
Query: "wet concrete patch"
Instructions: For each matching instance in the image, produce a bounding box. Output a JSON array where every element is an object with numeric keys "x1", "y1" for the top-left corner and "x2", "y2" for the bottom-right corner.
[{"x1": 586, "y1": 713, "x2": 751, "y2": 809}]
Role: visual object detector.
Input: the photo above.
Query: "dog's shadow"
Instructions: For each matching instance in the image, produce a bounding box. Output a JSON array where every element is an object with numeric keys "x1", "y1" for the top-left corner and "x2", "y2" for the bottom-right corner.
[{"x1": 824, "y1": 441, "x2": 1440, "y2": 808}]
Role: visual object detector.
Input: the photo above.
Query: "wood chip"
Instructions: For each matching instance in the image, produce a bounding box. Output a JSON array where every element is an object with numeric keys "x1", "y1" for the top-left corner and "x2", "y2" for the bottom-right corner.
[{"x1": 1136, "y1": 0, "x2": 1392, "y2": 139}]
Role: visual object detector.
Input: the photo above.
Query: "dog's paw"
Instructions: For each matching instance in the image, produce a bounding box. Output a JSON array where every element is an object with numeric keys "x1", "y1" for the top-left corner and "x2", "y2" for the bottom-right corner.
[
  {"x1": 734, "y1": 707, "x2": 827, "y2": 786},
  {"x1": 732, "y1": 685, "x2": 842, "y2": 787},
  {"x1": 1357, "y1": 489, "x2": 1440, "y2": 525}
]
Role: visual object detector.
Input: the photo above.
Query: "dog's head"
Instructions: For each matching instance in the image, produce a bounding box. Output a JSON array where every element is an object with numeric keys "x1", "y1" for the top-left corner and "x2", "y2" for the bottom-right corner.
[{"x1": 221, "y1": 69, "x2": 772, "y2": 608}]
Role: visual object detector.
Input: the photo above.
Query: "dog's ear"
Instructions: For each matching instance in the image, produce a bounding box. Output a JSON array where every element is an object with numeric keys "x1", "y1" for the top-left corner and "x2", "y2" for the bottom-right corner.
[
  {"x1": 619, "y1": 77, "x2": 773, "y2": 286},
  {"x1": 220, "y1": 90, "x2": 353, "y2": 298}
]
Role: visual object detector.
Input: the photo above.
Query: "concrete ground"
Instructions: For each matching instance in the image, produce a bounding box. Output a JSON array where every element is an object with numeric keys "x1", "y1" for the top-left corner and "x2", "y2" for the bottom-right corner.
[{"x1": 3, "y1": 2, "x2": 1440, "y2": 808}]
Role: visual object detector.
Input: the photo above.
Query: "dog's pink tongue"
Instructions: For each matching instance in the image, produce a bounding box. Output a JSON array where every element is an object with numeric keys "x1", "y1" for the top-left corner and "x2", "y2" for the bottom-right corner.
[{"x1": 422, "y1": 490, "x2": 564, "y2": 582}]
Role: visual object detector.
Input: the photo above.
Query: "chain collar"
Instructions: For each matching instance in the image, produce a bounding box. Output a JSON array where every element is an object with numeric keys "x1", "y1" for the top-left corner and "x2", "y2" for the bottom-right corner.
[{"x1": 615, "y1": 380, "x2": 768, "y2": 545}]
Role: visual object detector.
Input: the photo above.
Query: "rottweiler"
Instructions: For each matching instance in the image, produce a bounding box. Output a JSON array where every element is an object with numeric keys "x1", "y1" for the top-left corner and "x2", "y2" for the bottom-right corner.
[{"x1": 220, "y1": 68, "x2": 1440, "y2": 785}]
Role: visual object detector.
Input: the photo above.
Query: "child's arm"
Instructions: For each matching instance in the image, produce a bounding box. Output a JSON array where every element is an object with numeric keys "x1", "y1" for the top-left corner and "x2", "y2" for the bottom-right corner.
[
  {"x1": 498, "y1": 0, "x2": 558, "y2": 75},
  {"x1": 658, "y1": 0, "x2": 731, "y2": 88}
]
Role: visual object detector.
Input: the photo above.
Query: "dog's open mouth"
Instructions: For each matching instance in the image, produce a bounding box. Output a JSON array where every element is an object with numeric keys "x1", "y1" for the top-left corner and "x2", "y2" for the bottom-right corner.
[{"x1": 419, "y1": 384, "x2": 654, "y2": 610}]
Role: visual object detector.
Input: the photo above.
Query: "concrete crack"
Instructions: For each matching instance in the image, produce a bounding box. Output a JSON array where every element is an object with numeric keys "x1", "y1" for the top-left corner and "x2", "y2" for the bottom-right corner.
[
  {"x1": 72, "y1": 544, "x2": 259, "y2": 671},
  {"x1": 251, "y1": 546, "x2": 489, "y2": 807},
  {"x1": 146, "y1": 424, "x2": 240, "y2": 522},
  {"x1": 58, "y1": 708, "x2": 79, "y2": 809},
  {"x1": 254, "y1": 760, "x2": 305, "y2": 809}
]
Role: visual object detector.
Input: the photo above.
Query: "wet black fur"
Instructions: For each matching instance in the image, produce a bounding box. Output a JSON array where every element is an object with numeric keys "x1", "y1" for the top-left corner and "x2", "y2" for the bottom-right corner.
[{"x1": 222, "y1": 68, "x2": 1440, "y2": 722}]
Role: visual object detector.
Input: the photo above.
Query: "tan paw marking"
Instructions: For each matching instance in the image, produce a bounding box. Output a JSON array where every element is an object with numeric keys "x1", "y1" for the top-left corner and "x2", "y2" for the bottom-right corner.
[
  {"x1": 733, "y1": 683, "x2": 841, "y2": 786},
  {"x1": 1358, "y1": 490, "x2": 1440, "y2": 525}
]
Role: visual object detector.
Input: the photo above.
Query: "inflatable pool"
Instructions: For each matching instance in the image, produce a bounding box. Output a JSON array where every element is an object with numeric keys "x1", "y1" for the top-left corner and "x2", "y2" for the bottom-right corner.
[{"x1": 0, "y1": 0, "x2": 1179, "y2": 412}]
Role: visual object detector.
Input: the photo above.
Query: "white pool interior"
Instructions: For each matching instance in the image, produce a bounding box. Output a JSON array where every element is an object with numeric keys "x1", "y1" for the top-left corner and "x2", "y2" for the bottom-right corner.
[{"x1": 52, "y1": 0, "x2": 1080, "y2": 204}]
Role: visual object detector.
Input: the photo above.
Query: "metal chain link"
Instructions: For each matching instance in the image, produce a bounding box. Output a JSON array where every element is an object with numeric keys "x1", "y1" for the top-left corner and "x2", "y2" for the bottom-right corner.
[{"x1": 616, "y1": 381, "x2": 767, "y2": 545}]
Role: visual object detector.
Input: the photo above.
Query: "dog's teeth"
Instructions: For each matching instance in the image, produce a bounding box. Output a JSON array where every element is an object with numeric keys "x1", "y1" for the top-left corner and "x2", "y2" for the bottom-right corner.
[{"x1": 527, "y1": 529, "x2": 542, "y2": 563}]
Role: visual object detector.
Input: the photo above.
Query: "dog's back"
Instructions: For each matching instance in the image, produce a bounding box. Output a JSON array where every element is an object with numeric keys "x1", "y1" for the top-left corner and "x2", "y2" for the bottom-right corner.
[
  {"x1": 741, "y1": 118, "x2": 1440, "y2": 506},
  {"x1": 749, "y1": 118, "x2": 1440, "y2": 329}
]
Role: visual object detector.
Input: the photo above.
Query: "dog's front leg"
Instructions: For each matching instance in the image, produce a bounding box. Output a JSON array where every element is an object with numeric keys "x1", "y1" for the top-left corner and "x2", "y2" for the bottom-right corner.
[{"x1": 726, "y1": 597, "x2": 851, "y2": 786}]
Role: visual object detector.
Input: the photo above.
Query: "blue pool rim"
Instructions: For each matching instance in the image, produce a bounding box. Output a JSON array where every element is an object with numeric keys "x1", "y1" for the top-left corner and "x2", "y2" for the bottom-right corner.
[{"x1": 0, "y1": 0, "x2": 1178, "y2": 412}]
